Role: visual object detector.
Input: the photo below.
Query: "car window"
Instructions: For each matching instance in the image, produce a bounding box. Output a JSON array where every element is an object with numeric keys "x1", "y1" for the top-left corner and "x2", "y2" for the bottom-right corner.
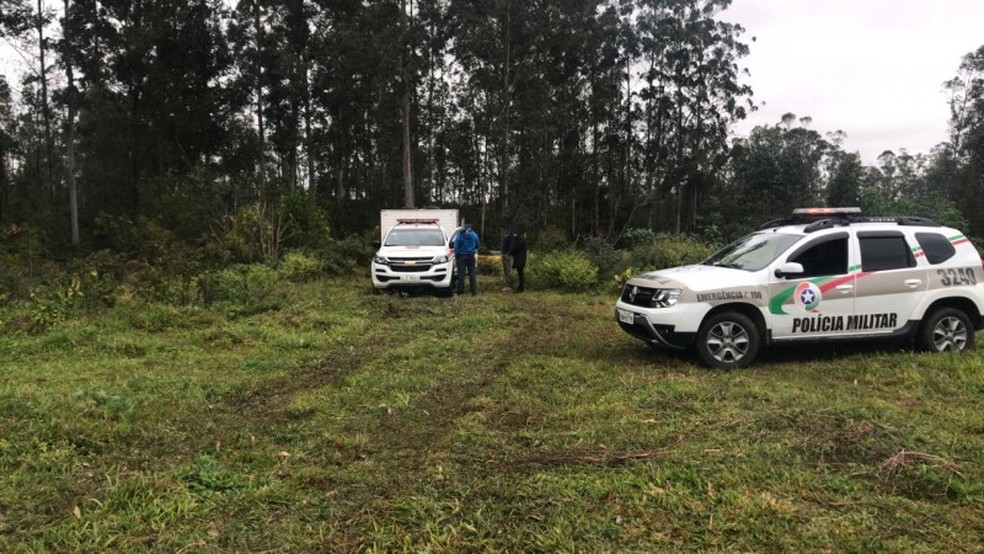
[
  {"x1": 859, "y1": 234, "x2": 915, "y2": 271},
  {"x1": 385, "y1": 228, "x2": 446, "y2": 247},
  {"x1": 915, "y1": 232, "x2": 956, "y2": 265},
  {"x1": 703, "y1": 232, "x2": 802, "y2": 271},
  {"x1": 789, "y1": 236, "x2": 848, "y2": 277}
]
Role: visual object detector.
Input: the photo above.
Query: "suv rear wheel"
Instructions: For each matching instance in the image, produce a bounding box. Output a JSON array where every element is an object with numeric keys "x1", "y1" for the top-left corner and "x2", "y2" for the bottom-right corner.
[
  {"x1": 919, "y1": 307, "x2": 975, "y2": 352},
  {"x1": 695, "y1": 311, "x2": 761, "y2": 369}
]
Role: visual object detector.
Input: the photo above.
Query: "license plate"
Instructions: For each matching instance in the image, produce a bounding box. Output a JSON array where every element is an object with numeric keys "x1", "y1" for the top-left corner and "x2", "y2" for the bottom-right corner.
[
  {"x1": 618, "y1": 309, "x2": 635, "y2": 324},
  {"x1": 401, "y1": 275, "x2": 420, "y2": 281}
]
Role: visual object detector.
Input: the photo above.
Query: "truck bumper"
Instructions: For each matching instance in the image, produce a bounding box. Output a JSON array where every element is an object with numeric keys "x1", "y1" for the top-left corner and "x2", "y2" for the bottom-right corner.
[{"x1": 371, "y1": 262, "x2": 454, "y2": 290}]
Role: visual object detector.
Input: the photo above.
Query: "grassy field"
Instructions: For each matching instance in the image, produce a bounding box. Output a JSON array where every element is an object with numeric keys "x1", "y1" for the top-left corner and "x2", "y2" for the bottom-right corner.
[{"x1": 1, "y1": 275, "x2": 983, "y2": 552}]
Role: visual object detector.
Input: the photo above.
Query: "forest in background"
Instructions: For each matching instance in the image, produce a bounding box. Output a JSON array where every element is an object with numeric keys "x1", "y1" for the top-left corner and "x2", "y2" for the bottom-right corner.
[{"x1": 0, "y1": 0, "x2": 983, "y2": 257}]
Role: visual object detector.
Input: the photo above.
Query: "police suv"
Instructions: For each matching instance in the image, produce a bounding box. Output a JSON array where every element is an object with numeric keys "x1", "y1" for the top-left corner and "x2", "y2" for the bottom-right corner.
[{"x1": 616, "y1": 208, "x2": 984, "y2": 368}]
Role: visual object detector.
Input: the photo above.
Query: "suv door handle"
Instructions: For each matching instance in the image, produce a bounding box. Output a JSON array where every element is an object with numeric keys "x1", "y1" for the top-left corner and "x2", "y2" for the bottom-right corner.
[
  {"x1": 835, "y1": 284, "x2": 854, "y2": 294},
  {"x1": 904, "y1": 279, "x2": 922, "y2": 288}
]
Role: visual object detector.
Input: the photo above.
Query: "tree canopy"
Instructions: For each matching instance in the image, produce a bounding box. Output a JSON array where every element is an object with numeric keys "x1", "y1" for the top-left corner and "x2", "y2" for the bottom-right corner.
[{"x1": 0, "y1": 0, "x2": 981, "y2": 253}]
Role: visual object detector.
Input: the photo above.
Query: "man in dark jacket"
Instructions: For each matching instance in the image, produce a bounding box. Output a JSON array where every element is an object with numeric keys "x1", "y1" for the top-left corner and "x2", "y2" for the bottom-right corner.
[
  {"x1": 501, "y1": 225, "x2": 516, "y2": 289},
  {"x1": 453, "y1": 224, "x2": 480, "y2": 295},
  {"x1": 509, "y1": 229, "x2": 528, "y2": 292}
]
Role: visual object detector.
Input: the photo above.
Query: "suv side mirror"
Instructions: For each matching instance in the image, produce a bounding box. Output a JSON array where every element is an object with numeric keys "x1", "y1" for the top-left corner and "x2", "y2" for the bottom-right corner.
[{"x1": 775, "y1": 262, "x2": 804, "y2": 279}]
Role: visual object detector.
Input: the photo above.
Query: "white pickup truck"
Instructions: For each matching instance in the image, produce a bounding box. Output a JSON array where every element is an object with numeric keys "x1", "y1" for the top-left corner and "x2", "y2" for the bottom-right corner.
[{"x1": 371, "y1": 209, "x2": 459, "y2": 296}]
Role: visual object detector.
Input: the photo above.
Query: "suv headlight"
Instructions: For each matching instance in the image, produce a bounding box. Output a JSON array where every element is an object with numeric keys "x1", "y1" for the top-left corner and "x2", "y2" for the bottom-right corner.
[
  {"x1": 433, "y1": 255, "x2": 449, "y2": 263},
  {"x1": 651, "y1": 288, "x2": 681, "y2": 308},
  {"x1": 373, "y1": 255, "x2": 388, "y2": 265},
  {"x1": 622, "y1": 285, "x2": 681, "y2": 308},
  {"x1": 651, "y1": 289, "x2": 680, "y2": 308}
]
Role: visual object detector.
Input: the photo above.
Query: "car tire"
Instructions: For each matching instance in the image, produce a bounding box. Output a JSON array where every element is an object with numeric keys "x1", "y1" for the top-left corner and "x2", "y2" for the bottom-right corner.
[
  {"x1": 919, "y1": 307, "x2": 975, "y2": 352},
  {"x1": 695, "y1": 311, "x2": 761, "y2": 369}
]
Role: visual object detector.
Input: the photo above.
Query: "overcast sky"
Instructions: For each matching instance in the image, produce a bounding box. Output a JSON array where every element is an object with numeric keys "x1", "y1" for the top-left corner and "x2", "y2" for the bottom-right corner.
[{"x1": 722, "y1": 0, "x2": 984, "y2": 164}]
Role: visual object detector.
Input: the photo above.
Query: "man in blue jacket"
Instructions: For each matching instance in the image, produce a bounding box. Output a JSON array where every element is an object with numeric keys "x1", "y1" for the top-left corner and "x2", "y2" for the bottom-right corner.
[{"x1": 453, "y1": 224, "x2": 480, "y2": 295}]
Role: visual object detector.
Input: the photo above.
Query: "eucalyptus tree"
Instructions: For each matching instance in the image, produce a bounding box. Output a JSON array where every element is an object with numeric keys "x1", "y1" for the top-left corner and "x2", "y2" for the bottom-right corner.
[
  {"x1": 729, "y1": 118, "x2": 828, "y2": 229},
  {"x1": 825, "y1": 151, "x2": 865, "y2": 208},
  {"x1": 60, "y1": 0, "x2": 232, "y2": 235},
  {"x1": 0, "y1": 0, "x2": 33, "y2": 223},
  {"x1": 449, "y1": 0, "x2": 532, "y2": 220},
  {"x1": 0, "y1": 77, "x2": 15, "y2": 222},
  {"x1": 941, "y1": 45, "x2": 984, "y2": 235},
  {"x1": 632, "y1": 0, "x2": 752, "y2": 233}
]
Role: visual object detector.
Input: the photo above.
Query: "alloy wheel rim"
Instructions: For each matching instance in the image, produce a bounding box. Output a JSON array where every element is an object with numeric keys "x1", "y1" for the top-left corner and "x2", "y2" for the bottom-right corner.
[
  {"x1": 707, "y1": 321, "x2": 750, "y2": 363},
  {"x1": 932, "y1": 316, "x2": 967, "y2": 351}
]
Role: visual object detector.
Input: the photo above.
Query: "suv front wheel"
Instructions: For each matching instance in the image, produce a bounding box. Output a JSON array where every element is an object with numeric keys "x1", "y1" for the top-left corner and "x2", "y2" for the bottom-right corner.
[
  {"x1": 919, "y1": 307, "x2": 975, "y2": 352},
  {"x1": 695, "y1": 311, "x2": 761, "y2": 369}
]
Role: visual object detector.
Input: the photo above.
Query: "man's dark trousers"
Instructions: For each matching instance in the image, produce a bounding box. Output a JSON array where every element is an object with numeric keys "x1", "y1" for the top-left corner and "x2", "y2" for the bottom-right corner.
[{"x1": 456, "y1": 253, "x2": 477, "y2": 295}]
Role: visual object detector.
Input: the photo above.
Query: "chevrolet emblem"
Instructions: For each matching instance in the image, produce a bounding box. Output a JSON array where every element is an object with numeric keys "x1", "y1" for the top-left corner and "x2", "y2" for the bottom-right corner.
[{"x1": 406, "y1": 261, "x2": 415, "y2": 265}]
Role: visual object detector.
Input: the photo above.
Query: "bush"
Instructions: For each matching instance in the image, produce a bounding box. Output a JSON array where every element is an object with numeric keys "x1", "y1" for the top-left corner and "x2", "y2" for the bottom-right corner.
[
  {"x1": 279, "y1": 251, "x2": 324, "y2": 282},
  {"x1": 535, "y1": 226, "x2": 569, "y2": 252},
  {"x1": 477, "y1": 255, "x2": 503, "y2": 276},
  {"x1": 579, "y1": 235, "x2": 620, "y2": 277},
  {"x1": 318, "y1": 235, "x2": 373, "y2": 275},
  {"x1": 618, "y1": 227, "x2": 656, "y2": 249},
  {"x1": 281, "y1": 191, "x2": 332, "y2": 251},
  {"x1": 201, "y1": 264, "x2": 282, "y2": 312},
  {"x1": 529, "y1": 250, "x2": 598, "y2": 292},
  {"x1": 628, "y1": 233, "x2": 717, "y2": 271},
  {"x1": 611, "y1": 267, "x2": 636, "y2": 294}
]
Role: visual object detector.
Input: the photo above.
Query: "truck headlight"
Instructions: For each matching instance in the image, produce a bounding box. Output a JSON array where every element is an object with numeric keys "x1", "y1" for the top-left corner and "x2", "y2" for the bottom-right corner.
[
  {"x1": 433, "y1": 255, "x2": 449, "y2": 263},
  {"x1": 373, "y1": 255, "x2": 388, "y2": 265},
  {"x1": 651, "y1": 288, "x2": 681, "y2": 308}
]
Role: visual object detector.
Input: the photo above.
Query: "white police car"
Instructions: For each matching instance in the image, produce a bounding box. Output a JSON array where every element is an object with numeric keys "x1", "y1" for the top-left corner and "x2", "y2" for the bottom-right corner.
[{"x1": 616, "y1": 208, "x2": 984, "y2": 368}]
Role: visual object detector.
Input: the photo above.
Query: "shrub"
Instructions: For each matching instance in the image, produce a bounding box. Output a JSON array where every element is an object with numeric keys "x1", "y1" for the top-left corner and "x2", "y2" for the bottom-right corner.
[
  {"x1": 535, "y1": 226, "x2": 569, "y2": 252},
  {"x1": 618, "y1": 227, "x2": 656, "y2": 249},
  {"x1": 530, "y1": 250, "x2": 598, "y2": 292},
  {"x1": 318, "y1": 235, "x2": 373, "y2": 275},
  {"x1": 611, "y1": 267, "x2": 636, "y2": 294},
  {"x1": 0, "y1": 222, "x2": 48, "y2": 259},
  {"x1": 281, "y1": 191, "x2": 332, "y2": 251},
  {"x1": 477, "y1": 255, "x2": 503, "y2": 276},
  {"x1": 279, "y1": 251, "x2": 324, "y2": 281},
  {"x1": 628, "y1": 233, "x2": 717, "y2": 271},
  {"x1": 207, "y1": 203, "x2": 285, "y2": 264},
  {"x1": 579, "y1": 235, "x2": 621, "y2": 277},
  {"x1": 202, "y1": 264, "x2": 282, "y2": 312}
]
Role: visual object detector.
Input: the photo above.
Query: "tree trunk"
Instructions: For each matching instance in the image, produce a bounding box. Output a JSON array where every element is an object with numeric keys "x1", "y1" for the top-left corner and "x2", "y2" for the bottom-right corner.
[
  {"x1": 64, "y1": 0, "x2": 79, "y2": 245},
  {"x1": 499, "y1": 0, "x2": 511, "y2": 217},
  {"x1": 401, "y1": 0, "x2": 414, "y2": 208},
  {"x1": 0, "y1": 135, "x2": 7, "y2": 222},
  {"x1": 254, "y1": 1, "x2": 265, "y2": 187},
  {"x1": 37, "y1": 0, "x2": 53, "y2": 196}
]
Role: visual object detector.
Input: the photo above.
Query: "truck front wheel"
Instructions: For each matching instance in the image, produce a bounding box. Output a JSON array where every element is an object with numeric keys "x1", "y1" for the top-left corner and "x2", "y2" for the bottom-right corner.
[{"x1": 695, "y1": 311, "x2": 761, "y2": 369}]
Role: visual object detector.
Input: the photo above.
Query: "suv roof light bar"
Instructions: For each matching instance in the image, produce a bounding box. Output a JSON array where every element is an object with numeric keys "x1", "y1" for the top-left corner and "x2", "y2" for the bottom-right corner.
[
  {"x1": 396, "y1": 218, "x2": 439, "y2": 224},
  {"x1": 792, "y1": 207, "x2": 862, "y2": 217},
  {"x1": 758, "y1": 207, "x2": 942, "y2": 232}
]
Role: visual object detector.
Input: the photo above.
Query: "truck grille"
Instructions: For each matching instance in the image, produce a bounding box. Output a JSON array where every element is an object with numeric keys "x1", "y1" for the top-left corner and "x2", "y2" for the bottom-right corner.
[{"x1": 391, "y1": 264, "x2": 431, "y2": 273}]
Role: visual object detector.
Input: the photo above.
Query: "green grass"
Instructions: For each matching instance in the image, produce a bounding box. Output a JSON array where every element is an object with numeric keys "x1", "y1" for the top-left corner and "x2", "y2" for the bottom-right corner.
[{"x1": 1, "y1": 276, "x2": 983, "y2": 551}]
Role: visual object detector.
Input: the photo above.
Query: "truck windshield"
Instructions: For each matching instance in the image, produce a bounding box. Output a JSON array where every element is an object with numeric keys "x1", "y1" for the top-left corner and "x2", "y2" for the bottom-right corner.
[
  {"x1": 703, "y1": 232, "x2": 802, "y2": 271},
  {"x1": 385, "y1": 228, "x2": 446, "y2": 247}
]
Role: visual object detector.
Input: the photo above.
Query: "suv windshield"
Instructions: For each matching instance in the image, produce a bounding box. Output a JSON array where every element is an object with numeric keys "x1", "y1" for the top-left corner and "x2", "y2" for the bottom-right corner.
[
  {"x1": 385, "y1": 228, "x2": 446, "y2": 247},
  {"x1": 703, "y1": 232, "x2": 802, "y2": 271}
]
